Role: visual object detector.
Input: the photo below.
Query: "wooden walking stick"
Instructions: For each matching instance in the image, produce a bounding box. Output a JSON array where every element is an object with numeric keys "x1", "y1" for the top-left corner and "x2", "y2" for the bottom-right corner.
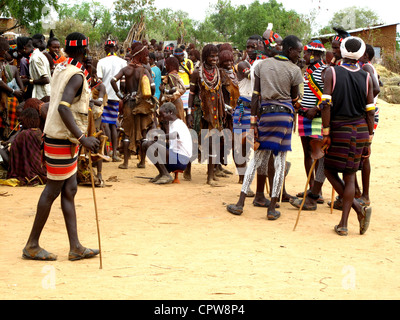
[
  {"x1": 88, "y1": 152, "x2": 103, "y2": 269},
  {"x1": 86, "y1": 109, "x2": 103, "y2": 269},
  {"x1": 293, "y1": 139, "x2": 327, "y2": 231}
]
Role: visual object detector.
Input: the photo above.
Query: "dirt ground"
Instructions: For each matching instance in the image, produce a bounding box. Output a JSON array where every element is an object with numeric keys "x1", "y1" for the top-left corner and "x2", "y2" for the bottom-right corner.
[{"x1": 1, "y1": 99, "x2": 399, "y2": 301}]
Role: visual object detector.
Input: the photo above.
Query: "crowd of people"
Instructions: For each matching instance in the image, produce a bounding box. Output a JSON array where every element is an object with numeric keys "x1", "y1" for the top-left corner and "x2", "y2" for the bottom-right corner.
[{"x1": 0, "y1": 23, "x2": 381, "y2": 261}]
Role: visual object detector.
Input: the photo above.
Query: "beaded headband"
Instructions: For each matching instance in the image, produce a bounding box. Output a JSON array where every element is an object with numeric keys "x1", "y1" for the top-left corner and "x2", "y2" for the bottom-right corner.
[
  {"x1": 65, "y1": 38, "x2": 89, "y2": 47},
  {"x1": 105, "y1": 40, "x2": 117, "y2": 46},
  {"x1": 264, "y1": 32, "x2": 280, "y2": 47},
  {"x1": 304, "y1": 40, "x2": 326, "y2": 52}
]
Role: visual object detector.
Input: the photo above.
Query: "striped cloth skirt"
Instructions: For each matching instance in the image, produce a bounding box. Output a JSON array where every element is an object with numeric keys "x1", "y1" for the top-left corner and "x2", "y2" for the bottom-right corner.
[
  {"x1": 101, "y1": 100, "x2": 120, "y2": 125},
  {"x1": 44, "y1": 136, "x2": 80, "y2": 181},
  {"x1": 233, "y1": 98, "x2": 252, "y2": 134},
  {"x1": 324, "y1": 117, "x2": 369, "y2": 174},
  {"x1": 181, "y1": 90, "x2": 190, "y2": 110},
  {"x1": 258, "y1": 103, "x2": 294, "y2": 155},
  {"x1": 297, "y1": 114, "x2": 322, "y2": 139}
]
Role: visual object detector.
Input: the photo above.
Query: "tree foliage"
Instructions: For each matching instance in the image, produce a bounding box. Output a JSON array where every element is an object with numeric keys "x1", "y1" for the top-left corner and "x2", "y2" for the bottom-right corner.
[
  {"x1": 319, "y1": 6, "x2": 382, "y2": 34},
  {"x1": 4, "y1": 0, "x2": 384, "y2": 52},
  {"x1": 0, "y1": 0, "x2": 58, "y2": 34}
]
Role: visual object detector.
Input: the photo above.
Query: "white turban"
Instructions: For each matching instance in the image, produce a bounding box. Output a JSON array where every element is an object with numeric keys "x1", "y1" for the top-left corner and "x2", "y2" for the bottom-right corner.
[{"x1": 340, "y1": 36, "x2": 366, "y2": 61}]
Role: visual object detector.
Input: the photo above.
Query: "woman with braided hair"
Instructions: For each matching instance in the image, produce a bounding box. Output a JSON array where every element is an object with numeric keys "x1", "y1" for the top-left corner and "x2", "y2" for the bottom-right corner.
[{"x1": 186, "y1": 44, "x2": 226, "y2": 185}]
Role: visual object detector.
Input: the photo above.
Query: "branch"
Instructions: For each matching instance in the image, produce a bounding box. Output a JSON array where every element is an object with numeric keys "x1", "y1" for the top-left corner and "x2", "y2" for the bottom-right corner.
[{"x1": 0, "y1": 22, "x2": 22, "y2": 35}]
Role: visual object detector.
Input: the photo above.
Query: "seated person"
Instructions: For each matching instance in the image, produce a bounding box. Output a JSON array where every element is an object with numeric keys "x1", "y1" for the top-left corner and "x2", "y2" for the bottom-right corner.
[
  {"x1": 7, "y1": 107, "x2": 47, "y2": 185},
  {"x1": 143, "y1": 102, "x2": 192, "y2": 184}
]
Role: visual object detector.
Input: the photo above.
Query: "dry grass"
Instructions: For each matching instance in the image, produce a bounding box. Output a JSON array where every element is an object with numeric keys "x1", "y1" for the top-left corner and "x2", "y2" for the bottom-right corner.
[{"x1": 375, "y1": 64, "x2": 400, "y2": 104}]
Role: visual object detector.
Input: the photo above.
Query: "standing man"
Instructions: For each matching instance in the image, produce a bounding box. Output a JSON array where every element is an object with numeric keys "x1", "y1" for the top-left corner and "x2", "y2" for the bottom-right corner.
[
  {"x1": 22, "y1": 32, "x2": 100, "y2": 261},
  {"x1": 97, "y1": 39, "x2": 127, "y2": 162},
  {"x1": 29, "y1": 34, "x2": 51, "y2": 102},
  {"x1": 290, "y1": 40, "x2": 328, "y2": 210},
  {"x1": 321, "y1": 36, "x2": 375, "y2": 236},
  {"x1": 227, "y1": 35, "x2": 303, "y2": 220},
  {"x1": 111, "y1": 42, "x2": 156, "y2": 170}
]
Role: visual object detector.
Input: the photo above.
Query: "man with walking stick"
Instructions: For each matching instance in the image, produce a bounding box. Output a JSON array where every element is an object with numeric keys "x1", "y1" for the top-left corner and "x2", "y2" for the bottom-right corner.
[{"x1": 22, "y1": 33, "x2": 101, "y2": 261}]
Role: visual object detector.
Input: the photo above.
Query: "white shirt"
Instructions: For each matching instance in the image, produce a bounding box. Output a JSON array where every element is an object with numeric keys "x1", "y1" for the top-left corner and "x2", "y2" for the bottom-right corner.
[
  {"x1": 97, "y1": 55, "x2": 127, "y2": 101},
  {"x1": 169, "y1": 119, "x2": 192, "y2": 158},
  {"x1": 29, "y1": 48, "x2": 51, "y2": 100}
]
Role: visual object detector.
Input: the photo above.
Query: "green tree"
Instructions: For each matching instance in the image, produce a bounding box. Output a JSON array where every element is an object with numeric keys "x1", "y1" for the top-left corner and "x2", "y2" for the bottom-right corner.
[
  {"x1": 146, "y1": 8, "x2": 196, "y2": 44},
  {"x1": 55, "y1": 1, "x2": 115, "y2": 44},
  {"x1": 113, "y1": 0, "x2": 155, "y2": 41},
  {"x1": 206, "y1": 0, "x2": 312, "y2": 49},
  {"x1": 322, "y1": 6, "x2": 382, "y2": 32},
  {"x1": 0, "y1": 0, "x2": 58, "y2": 34}
]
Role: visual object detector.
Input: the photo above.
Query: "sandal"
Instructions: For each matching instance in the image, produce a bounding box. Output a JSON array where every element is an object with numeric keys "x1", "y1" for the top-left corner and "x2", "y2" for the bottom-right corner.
[
  {"x1": 289, "y1": 197, "x2": 317, "y2": 211},
  {"x1": 356, "y1": 197, "x2": 371, "y2": 207},
  {"x1": 245, "y1": 190, "x2": 255, "y2": 198},
  {"x1": 22, "y1": 248, "x2": 57, "y2": 261},
  {"x1": 327, "y1": 196, "x2": 343, "y2": 210},
  {"x1": 68, "y1": 248, "x2": 99, "y2": 261},
  {"x1": 267, "y1": 210, "x2": 281, "y2": 220},
  {"x1": 253, "y1": 199, "x2": 271, "y2": 207},
  {"x1": 227, "y1": 204, "x2": 243, "y2": 215},
  {"x1": 360, "y1": 207, "x2": 372, "y2": 235},
  {"x1": 334, "y1": 225, "x2": 348, "y2": 236}
]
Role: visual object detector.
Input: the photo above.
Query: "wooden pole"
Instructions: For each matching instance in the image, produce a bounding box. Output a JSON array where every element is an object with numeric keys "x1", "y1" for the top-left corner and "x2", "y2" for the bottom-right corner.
[
  {"x1": 293, "y1": 159, "x2": 317, "y2": 231},
  {"x1": 88, "y1": 153, "x2": 103, "y2": 269},
  {"x1": 293, "y1": 144, "x2": 327, "y2": 231}
]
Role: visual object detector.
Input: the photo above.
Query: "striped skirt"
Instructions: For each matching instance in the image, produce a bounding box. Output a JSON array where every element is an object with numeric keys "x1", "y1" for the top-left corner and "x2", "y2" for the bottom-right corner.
[
  {"x1": 258, "y1": 110, "x2": 294, "y2": 155},
  {"x1": 324, "y1": 118, "x2": 369, "y2": 174},
  {"x1": 297, "y1": 114, "x2": 322, "y2": 139},
  {"x1": 44, "y1": 137, "x2": 80, "y2": 181},
  {"x1": 233, "y1": 99, "x2": 251, "y2": 134},
  {"x1": 101, "y1": 100, "x2": 120, "y2": 125},
  {"x1": 181, "y1": 90, "x2": 190, "y2": 110}
]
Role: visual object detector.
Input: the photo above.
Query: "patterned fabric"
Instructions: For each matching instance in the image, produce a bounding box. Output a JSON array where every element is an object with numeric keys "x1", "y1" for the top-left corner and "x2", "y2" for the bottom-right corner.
[
  {"x1": 324, "y1": 118, "x2": 369, "y2": 174},
  {"x1": 7, "y1": 96, "x2": 19, "y2": 132},
  {"x1": 241, "y1": 149, "x2": 286, "y2": 198},
  {"x1": 7, "y1": 128, "x2": 47, "y2": 185},
  {"x1": 297, "y1": 114, "x2": 322, "y2": 139},
  {"x1": 374, "y1": 107, "x2": 379, "y2": 132},
  {"x1": 44, "y1": 136, "x2": 80, "y2": 181},
  {"x1": 232, "y1": 98, "x2": 251, "y2": 134},
  {"x1": 258, "y1": 101, "x2": 294, "y2": 155},
  {"x1": 101, "y1": 100, "x2": 120, "y2": 125}
]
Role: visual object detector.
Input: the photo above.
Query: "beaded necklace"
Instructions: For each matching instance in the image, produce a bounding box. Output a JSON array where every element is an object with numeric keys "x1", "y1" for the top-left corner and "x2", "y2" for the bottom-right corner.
[{"x1": 199, "y1": 63, "x2": 221, "y2": 92}]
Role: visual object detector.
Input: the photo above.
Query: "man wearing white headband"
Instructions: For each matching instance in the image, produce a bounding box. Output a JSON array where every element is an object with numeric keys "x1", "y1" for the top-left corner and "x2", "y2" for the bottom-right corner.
[{"x1": 321, "y1": 36, "x2": 375, "y2": 236}]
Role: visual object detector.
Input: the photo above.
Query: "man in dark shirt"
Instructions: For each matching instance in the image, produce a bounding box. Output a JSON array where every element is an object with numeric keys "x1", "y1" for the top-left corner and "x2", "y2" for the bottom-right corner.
[{"x1": 321, "y1": 36, "x2": 375, "y2": 236}]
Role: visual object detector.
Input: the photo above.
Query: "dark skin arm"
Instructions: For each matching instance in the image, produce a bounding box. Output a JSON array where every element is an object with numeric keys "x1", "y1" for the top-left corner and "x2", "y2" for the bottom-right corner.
[
  {"x1": 110, "y1": 68, "x2": 127, "y2": 101},
  {"x1": 250, "y1": 74, "x2": 261, "y2": 140},
  {"x1": 91, "y1": 83, "x2": 106, "y2": 107},
  {"x1": 58, "y1": 74, "x2": 100, "y2": 152},
  {"x1": 321, "y1": 67, "x2": 333, "y2": 150},
  {"x1": 363, "y1": 64, "x2": 380, "y2": 98}
]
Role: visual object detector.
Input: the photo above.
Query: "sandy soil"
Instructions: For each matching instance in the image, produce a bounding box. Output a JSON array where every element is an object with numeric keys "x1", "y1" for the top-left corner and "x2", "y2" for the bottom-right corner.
[{"x1": 1, "y1": 99, "x2": 399, "y2": 301}]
